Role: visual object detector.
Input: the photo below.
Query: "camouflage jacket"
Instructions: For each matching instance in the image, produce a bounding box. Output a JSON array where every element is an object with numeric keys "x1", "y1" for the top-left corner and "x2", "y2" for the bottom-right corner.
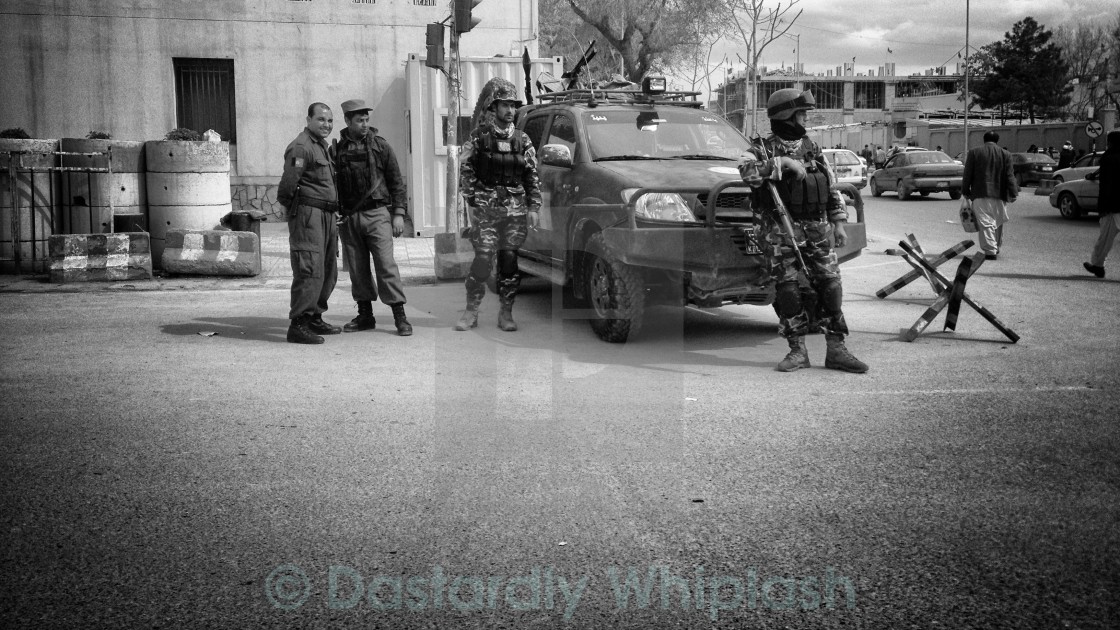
[
  {"x1": 738, "y1": 134, "x2": 847, "y2": 224},
  {"x1": 459, "y1": 122, "x2": 542, "y2": 217}
]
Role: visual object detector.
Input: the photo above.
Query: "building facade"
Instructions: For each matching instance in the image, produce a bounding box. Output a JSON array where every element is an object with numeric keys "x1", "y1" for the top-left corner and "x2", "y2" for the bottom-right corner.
[{"x1": 0, "y1": 0, "x2": 540, "y2": 225}]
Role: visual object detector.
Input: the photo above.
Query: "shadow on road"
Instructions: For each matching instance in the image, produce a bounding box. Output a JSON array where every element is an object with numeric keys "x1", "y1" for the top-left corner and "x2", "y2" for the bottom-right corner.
[{"x1": 159, "y1": 316, "x2": 290, "y2": 343}]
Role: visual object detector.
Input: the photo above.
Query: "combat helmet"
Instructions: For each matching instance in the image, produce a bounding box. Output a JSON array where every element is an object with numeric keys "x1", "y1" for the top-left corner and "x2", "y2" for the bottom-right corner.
[
  {"x1": 766, "y1": 89, "x2": 815, "y2": 121},
  {"x1": 471, "y1": 77, "x2": 523, "y2": 129}
]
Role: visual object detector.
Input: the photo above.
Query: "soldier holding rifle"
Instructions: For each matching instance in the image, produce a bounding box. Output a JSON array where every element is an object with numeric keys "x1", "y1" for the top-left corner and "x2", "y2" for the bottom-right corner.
[{"x1": 737, "y1": 89, "x2": 868, "y2": 373}]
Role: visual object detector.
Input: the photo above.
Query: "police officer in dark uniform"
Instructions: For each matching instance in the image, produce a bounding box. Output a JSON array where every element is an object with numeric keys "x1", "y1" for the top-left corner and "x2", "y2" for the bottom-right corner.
[
  {"x1": 455, "y1": 77, "x2": 542, "y2": 332},
  {"x1": 738, "y1": 89, "x2": 868, "y2": 373},
  {"x1": 331, "y1": 99, "x2": 412, "y2": 336},
  {"x1": 277, "y1": 102, "x2": 342, "y2": 344}
]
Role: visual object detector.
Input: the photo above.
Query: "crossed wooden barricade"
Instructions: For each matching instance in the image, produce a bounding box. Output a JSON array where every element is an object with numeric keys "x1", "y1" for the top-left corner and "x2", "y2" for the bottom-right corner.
[{"x1": 876, "y1": 234, "x2": 1019, "y2": 343}]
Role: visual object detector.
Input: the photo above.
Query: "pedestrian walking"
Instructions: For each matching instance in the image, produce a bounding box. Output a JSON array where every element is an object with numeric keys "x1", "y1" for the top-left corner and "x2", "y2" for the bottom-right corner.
[
  {"x1": 331, "y1": 99, "x2": 412, "y2": 336},
  {"x1": 874, "y1": 145, "x2": 886, "y2": 170},
  {"x1": 962, "y1": 131, "x2": 1019, "y2": 260},
  {"x1": 277, "y1": 102, "x2": 342, "y2": 344},
  {"x1": 454, "y1": 77, "x2": 542, "y2": 332},
  {"x1": 1058, "y1": 141, "x2": 1075, "y2": 169},
  {"x1": 860, "y1": 144, "x2": 873, "y2": 167},
  {"x1": 737, "y1": 89, "x2": 868, "y2": 374},
  {"x1": 1083, "y1": 130, "x2": 1120, "y2": 278}
]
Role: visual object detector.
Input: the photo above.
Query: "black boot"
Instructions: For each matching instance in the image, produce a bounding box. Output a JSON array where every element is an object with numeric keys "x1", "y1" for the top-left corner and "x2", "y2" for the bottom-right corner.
[
  {"x1": 825, "y1": 334, "x2": 869, "y2": 373},
  {"x1": 287, "y1": 315, "x2": 325, "y2": 345},
  {"x1": 391, "y1": 303, "x2": 413, "y2": 336},
  {"x1": 776, "y1": 335, "x2": 810, "y2": 372},
  {"x1": 307, "y1": 315, "x2": 341, "y2": 335},
  {"x1": 344, "y1": 301, "x2": 376, "y2": 332}
]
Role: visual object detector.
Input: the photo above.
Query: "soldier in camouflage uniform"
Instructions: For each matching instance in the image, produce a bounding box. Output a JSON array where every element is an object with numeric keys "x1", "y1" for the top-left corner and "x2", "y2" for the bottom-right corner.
[
  {"x1": 455, "y1": 77, "x2": 542, "y2": 332},
  {"x1": 738, "y1": 89, "x2": 868, "y2": 373}
]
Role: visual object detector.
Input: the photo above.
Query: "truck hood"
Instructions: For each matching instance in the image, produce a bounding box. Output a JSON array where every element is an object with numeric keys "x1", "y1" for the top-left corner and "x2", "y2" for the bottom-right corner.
[{"x1": 593, "y1": 159, "x2": 746, "y2": 191}]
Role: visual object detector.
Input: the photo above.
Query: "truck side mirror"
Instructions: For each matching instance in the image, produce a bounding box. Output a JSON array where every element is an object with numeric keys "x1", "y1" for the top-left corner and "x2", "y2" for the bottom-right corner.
[{"x1": 540, "y1": 144, "x2": 573, "y2": 168}]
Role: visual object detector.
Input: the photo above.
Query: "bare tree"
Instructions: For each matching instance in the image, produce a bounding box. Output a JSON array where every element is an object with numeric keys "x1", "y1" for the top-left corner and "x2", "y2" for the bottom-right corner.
[
  {"x1": 719, "y1": 0, "x2": 803, "y2": 134},
  {"x1": 558, "y1": 0, "x2": 724, "y2": 82},
  {"x1": 1054, "y1": 22, "x2": 1111, "y2": 120}
]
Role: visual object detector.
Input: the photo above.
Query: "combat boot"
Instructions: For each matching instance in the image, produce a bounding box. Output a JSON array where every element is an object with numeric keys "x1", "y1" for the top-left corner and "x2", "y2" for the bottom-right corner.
[
  {"x1": 308, "y1": 315, "x2": 341, "y2": 335},
  {"x1": 454, "y1": 308, "x2": 479, "y2": 331},
  {"x1": 825, "y1": 334, "x2": 868, "y2": 373},
  {"x1": 776, "y1": 335, "x2": 810, "y2": 372},
  {"x1": 497, "y1": 297, "x2": 518, "y2": 331},
  {"x1": 391, "y1": 303, "x2": 413, "y2": 336},
  {"x1": 287, "y1": 315, "x2": 325, "y2": 345},
  {"x1": 454, "y1": 277, "x2": 485, "y2": 331},
  {"x1": 344, "y1": 301, "x2": 376, "y2": 332}
]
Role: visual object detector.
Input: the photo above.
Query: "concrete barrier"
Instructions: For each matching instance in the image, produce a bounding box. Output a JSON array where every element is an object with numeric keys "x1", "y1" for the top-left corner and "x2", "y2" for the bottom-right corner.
[
  {"x1": 48, "y1": 232, "x2": 153, "y2": 283},
  {"x1": 162, "y1": 229, "x2": 260, "y2": 276}
]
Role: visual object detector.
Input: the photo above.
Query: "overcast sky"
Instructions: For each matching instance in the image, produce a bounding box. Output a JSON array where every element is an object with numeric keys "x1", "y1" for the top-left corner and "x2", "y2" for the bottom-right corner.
[{"x1": 722, "y1": 0, "x2": 1118, "y2": 77}]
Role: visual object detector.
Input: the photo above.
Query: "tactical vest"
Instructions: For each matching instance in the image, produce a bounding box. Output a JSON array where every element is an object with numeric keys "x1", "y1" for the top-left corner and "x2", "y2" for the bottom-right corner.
[
  {"x1": 472, "y1": 131, "x2": 527, "y2": 188},
  {"x1": 774, "y1": 140, "x2": 831, "y2": 221},
  {"x1": 335, "y1": 139, "x2": 376, "y2": 211}
]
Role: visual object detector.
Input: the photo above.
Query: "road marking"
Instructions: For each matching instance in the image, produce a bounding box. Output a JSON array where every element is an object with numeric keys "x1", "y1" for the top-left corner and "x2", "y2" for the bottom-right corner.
[{"x1": 856, "y1": 385, "x2": 1095, "y2": 395}]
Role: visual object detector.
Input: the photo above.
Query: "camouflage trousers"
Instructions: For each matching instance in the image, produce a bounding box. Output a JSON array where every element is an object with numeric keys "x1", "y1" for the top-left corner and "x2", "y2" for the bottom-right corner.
[
  {"x1": 465, "y1": 209, "x2": 528, "y2": 308},
  {"x1": 765, "y1": 218, "x2": 849, "y2": 338}
]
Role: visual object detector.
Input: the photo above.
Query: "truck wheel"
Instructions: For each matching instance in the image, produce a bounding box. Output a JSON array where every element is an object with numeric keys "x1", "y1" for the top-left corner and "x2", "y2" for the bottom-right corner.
[{"x1": 585, "y1": 232, "x2": 645, "y2": 343}]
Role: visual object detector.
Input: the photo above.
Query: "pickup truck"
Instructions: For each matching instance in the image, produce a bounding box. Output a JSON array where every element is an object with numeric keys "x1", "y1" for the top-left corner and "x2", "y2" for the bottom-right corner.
[{"x1": 512, "y1": 81, "x2": 867, "y2": 342}]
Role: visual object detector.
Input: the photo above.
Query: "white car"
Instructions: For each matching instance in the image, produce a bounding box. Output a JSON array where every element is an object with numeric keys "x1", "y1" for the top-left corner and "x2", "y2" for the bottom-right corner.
[
  {"x1": 822, "y1": 148, "x2": 867, "y2": 189},
  {"x1": 1052, "y1": 151, "x2": 1105, "y2": 183}
]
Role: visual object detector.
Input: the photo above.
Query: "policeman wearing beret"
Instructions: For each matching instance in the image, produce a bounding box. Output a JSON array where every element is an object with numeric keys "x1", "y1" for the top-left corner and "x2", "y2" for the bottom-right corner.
[{"x1": 278, "y1": 102, "x2": 342, "y2": 344}]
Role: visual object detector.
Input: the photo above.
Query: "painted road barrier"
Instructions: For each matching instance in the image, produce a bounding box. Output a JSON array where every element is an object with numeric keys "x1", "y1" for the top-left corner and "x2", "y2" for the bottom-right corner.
[
  {"x1": 161, "y1": 229, "x2": 260, "y2": 276},
  {"x1": 47, "y1": 232, "x2": 152, "y2": 283},
  {"x1": 889, "y1": 238, "x2": 1019, "y2": 343}
]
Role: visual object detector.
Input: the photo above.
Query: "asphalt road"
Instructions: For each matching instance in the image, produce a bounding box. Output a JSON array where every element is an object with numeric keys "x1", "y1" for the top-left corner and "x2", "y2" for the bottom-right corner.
[{"x1": 1, "y1": 188, "x2": 1118, "y2": 629}]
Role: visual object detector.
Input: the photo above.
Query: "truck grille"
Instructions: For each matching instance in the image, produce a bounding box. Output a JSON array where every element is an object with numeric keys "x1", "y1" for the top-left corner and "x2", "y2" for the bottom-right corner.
[{"x1": 696, "y1": 191, "x2": 754, "y2": 224}]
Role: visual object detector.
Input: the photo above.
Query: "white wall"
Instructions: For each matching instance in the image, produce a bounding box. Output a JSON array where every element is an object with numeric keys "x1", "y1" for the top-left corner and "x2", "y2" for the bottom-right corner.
[{"x1": 0, "y1": 0, "x2": 539, "y2": 185}]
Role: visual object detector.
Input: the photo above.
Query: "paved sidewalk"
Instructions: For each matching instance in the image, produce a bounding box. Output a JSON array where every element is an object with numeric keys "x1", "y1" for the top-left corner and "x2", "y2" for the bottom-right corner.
[{"x1": 0, "y1": 221, "x2": 443, "y2": 293}]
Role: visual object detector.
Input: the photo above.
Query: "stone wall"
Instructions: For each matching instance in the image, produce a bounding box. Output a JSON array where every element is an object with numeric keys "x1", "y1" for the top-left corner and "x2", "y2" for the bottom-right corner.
[{"x1": 231, "y1": 184, "x2": 285, "y2": 221}]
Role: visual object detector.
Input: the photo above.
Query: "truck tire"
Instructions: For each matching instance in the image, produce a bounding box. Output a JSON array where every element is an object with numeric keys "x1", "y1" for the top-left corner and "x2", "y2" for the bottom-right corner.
[{"x1": 585, "y1": 232, "x2": 644, "y2": 343}]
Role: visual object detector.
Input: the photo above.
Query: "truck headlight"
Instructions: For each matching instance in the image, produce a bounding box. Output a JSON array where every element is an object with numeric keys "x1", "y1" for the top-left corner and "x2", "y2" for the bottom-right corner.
[{"x1": 622, "y1": 189, "x2": 698, "y2": 222}]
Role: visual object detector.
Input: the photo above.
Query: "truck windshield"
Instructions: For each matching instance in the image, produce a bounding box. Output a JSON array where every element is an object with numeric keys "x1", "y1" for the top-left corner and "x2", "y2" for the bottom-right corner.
[{"x1": 585, "y1": 109, "x2": 752, "y2": 161}]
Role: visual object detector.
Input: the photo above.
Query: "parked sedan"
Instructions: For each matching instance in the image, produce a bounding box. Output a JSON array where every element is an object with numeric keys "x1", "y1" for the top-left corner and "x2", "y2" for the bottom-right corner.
[
  {"x1": 822, "y1": 148, "x2": 867, "y2": 189},
  {"x1": 869, "y1": 150, "x2": 963, "y2": 200},
  {"x1": 1010, "y1": 152, "x2": 1056, "y2": 186},
  {"x1": 1051, "y1": 151, "x2": 1105, "y2": 183},
  {"x1": 1049, "y1": 170, "x2": 1100, "y2": 219}
]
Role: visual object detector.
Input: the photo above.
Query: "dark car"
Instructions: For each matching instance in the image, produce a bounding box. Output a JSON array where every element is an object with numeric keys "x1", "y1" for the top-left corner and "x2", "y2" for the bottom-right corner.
[
  {"x1": 869, "y1": 150, "x2": 963, "y2": 200},
  {"x1": 1010, "y1": 152, "x2": 1057, "y2": 187},
  {"x1": 511, "y1": 81, "x2": 867, "y2": 342}
]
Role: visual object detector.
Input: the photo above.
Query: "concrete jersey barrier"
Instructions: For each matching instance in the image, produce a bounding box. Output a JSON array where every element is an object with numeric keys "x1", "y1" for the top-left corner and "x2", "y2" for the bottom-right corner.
[
  {"x1": 48, "y1": 232, "x2": 153, "y2": 283},
  {"x1": 161, "y1": 229, "x2": 260, "y2": 276}
]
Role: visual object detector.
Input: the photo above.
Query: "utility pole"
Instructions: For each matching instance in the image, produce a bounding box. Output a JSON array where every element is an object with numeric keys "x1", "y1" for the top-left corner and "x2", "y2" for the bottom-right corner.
[
  {"x1": 963, "y1": 0, "x2": 970, "y2": 155},
  {"x1": 444, "y1": 17, "x2": 461, "y2": 235}
]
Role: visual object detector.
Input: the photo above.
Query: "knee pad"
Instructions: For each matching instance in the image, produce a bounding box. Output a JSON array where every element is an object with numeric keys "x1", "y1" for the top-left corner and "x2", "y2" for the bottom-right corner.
[
  {"x1": 469, "y1": 255, "x2": 493, "y2": 281},
  {"x1": 774, "y1": 281, "x2": 802, "y2": 318},
  {"x1": 497, "y1": 250, "x2": 519, "y2": 277},
  {"x1": 819, "y1": 278, "x2": 843, "y2": 312}
]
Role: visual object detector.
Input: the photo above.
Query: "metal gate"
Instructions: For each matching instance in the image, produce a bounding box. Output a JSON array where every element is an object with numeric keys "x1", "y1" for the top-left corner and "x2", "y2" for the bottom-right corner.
[{"x1": 1, "y1": 143, "x2": 120, "y2": 274}]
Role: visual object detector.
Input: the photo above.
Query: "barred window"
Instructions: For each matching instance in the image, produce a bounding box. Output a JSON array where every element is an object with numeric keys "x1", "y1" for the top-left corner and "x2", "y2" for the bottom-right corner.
[
  {"x1": 173, "y1": 58, "x2": 237, "y2": 143},
  {"x1": 803, "y1": 81, "x2": 844, "y2": 109},
  {"x1": 853, "y1": 82, "x2": 885, "y2": 110}
]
